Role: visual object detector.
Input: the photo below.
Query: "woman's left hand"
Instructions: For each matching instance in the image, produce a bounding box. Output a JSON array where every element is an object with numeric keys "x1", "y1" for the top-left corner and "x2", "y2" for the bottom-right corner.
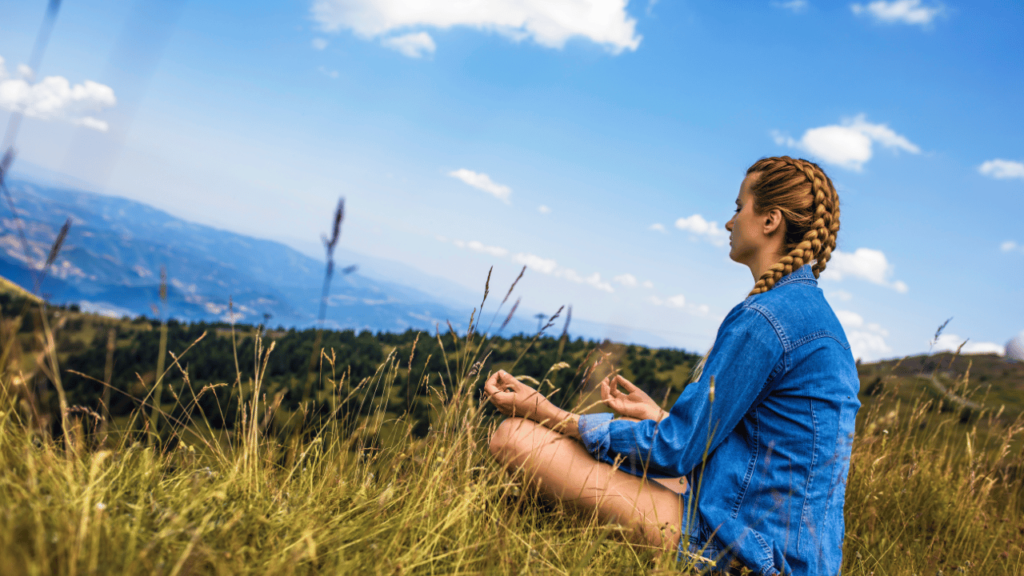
[{"x1": 483, "y1": 370, "x2": 557, "y2": 422}]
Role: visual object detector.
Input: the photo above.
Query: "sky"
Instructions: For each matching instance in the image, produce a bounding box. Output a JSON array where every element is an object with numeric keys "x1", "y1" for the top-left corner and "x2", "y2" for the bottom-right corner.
[{"x1": 0, "y1": 0, "x2": 1022, "y2": 360}]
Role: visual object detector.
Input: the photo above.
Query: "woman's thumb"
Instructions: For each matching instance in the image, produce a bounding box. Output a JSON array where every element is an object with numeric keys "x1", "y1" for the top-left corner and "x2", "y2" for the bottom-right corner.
[{"x1": 615, "y1": 375, "x2": 635, "y2": 390}]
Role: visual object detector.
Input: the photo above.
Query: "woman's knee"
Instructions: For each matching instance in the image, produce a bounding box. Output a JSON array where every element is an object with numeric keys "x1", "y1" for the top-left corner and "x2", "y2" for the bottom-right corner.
[{"x1": 489, "y1": 417, "x2": 535, "y2": 460}]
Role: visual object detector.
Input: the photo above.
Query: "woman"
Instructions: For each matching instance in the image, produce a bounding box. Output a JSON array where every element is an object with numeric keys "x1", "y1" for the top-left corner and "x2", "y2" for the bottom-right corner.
[{"x1": 485, "y1": 156, "x2": 860, "y2": 575}]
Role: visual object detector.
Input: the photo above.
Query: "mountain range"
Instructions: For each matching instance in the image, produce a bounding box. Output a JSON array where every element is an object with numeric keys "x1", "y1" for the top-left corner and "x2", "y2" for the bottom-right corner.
[{"x1": 0, "y1": 177, "x2": 671, "y2": 346}]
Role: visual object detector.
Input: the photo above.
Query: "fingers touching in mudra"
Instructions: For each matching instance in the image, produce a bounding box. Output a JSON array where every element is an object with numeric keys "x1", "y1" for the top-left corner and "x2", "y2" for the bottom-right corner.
[
  {"x1": 484, "y1": 370, "x2": 668, "y2": 435},
  {"x1": 483, "y1": 370, "x2": 579, "y2": 437},
  {"x1": 600, "y1": 375, "x2": 669, "y2": 423},
  {"x1": 483, "y1": 370, "x2": 547, "y2": 419}
]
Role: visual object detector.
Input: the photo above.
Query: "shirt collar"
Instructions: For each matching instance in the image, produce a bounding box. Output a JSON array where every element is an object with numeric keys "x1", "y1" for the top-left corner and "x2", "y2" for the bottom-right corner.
[{"x1": 774, "y1": 263, "x2": 816, "y2": 287}]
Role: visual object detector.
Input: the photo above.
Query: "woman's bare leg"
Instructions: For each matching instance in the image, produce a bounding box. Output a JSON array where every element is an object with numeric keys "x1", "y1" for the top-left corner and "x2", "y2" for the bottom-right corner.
[{"x1": 489, "y1": 417, "x2": 688, "y2": 550}]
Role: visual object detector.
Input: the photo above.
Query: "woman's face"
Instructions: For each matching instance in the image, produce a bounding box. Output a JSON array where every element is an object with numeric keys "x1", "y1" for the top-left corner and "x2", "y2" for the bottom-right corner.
[{"x1": 725, "y1": 173, "x2": 764, "y2": 267}]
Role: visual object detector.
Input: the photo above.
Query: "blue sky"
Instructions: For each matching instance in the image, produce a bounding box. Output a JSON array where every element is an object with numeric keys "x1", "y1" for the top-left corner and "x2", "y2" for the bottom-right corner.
[{"x1": 1, "y1": 0, "x2": 1021, "y2": 360}]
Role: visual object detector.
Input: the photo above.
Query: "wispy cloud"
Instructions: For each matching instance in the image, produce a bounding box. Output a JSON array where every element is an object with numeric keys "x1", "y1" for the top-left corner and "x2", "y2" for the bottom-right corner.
[
  {"x1": 318, "y1": 66, "x2": 339, "y2": 79},
  {"x1": 851, "y1": 1, "x2": 943, "y2": 27},
  {"x1": 826, "y1": 289, "x2": 853, "y2": 302},
  {"x1": 675, "y1": 214, "x2": 729, "y2": 246},
  {"x1": 510, "y1": 253, "x2": 613, "y2": 292},
  {"x1": 311, "y1": 0, "x2": 642, "y2": 55},
  {"x1": 0, "y1": 56, "x2": 116, "y2": 132},
  {"x1": 979, "y1": 159, "x2": 1024, "y2": 180},
  {"x1": 311, "y1": 38, "x2": 329, "y2": 50},
  {"x1": 1001, "y1": 241, "x2": 1024, "y2": 255},
  {"x1": 560, "y1": 268, "x2": 614, "y2": 292},
  {"x1": 449, "y1": 168, "x2": 512, "y2": 203},
  {"x1": 774, "y1": 114, "x2": 919, "y2": 171},
  {"x1": 538, "y1": 205, "x2": 551, "y2": 215},
  {"x1": 772, "y1": 0, "x2": 809, "y2": 13},
  {"x1": 821, "y1": 248, "x2": 908, "y2": 293},
  {"x1": 649, "y1": 223, "x2": 666, "y2": 233},
  {"x1": 613, "y1": 273, "x2": 638, "y2": 287},
  {"x1": 453, "y1": 239, "x2": 508, "y2": 257},
  {"x1": 931, "y1": 333, "x2": 1005, "y2": 356},
  {"x1": 835, "y1": 309, "x2": 893, "y2": 360},
  {"x1": 512, "y1": 252, "x2": 557, "y2": 274},
  {"x1": 382, "y1": 31, "x2": 436, "y2": 58},
  {"x1": 648, "y1": 293, "x2": 708, "y2": 315}
]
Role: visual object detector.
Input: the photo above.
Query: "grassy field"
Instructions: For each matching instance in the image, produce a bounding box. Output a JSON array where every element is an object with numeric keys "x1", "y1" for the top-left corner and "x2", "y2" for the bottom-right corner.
[{"x1": 1, "y1": 289, "x2": 1023, "y2": 575}]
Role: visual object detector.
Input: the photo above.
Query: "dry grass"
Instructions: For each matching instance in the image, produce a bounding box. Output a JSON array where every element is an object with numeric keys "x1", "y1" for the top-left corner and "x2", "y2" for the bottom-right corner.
[
  {"x1": 1, "y1": 314, "x2": 1023, "y2": 575},
  {"x1": 0, "y1": 330, "x2": 683, "y2": 575}
]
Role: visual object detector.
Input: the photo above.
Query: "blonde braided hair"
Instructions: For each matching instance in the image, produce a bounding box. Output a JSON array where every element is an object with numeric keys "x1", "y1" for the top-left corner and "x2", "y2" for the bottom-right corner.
[
  {"x1": 689, "y1": 157, "x2": 840, "y2": 383},
  {"x1": 745, "y1": 156, "x2": 840, "y2": 297}
]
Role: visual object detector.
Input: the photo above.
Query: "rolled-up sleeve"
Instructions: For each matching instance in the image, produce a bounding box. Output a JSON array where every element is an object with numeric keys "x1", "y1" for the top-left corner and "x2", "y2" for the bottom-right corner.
[{"x1": 577, "y1": 305, "x2": 784, "y2": 478}]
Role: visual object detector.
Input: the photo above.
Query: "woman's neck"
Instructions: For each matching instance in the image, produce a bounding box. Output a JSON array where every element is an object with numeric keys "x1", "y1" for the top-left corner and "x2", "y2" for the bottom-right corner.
[{"x1": 749, "y1": 248, "x2": 784, "y2": 281}]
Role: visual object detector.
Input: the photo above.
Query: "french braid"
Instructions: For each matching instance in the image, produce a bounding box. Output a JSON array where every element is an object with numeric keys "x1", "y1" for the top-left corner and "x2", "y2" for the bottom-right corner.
[
  {"x1": 690, "y1": 156, "x2": 840, "y2": 384},
  {"x1": 745, "y1": 156, "x2": 840, "y2": 297}
]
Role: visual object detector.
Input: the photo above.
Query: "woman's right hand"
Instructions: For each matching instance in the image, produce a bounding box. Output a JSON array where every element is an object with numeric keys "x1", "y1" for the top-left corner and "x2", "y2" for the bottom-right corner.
[{"x1": 600, "y1": 375, "x2": 669, "y2": 422}]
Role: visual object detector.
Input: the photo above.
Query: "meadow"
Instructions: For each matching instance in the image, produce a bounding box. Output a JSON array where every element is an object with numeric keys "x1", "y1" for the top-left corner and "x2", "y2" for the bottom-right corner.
[{"x1": 1, "y1": 275, "x2": 1023, "y2": 575}]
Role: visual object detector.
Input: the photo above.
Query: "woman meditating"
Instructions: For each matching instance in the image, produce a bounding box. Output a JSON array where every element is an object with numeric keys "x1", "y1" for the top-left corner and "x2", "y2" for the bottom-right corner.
[{"x1": 485, "y1": 156, "x2": 860, "y2": 575}]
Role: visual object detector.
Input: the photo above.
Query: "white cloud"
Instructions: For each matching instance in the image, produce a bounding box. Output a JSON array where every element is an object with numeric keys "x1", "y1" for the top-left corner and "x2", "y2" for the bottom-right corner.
[
  {"x1": 449, "y1": 168, "x2": 512, "y2": 203},
  {"x1": 847, "y1": 330, "x2": 892, "y2": 361},
  {"x1": 512, "y1": 252, "x2": 558, "y2": 274},
  {"x1": 0, "y1": 56, "x2": 116, "y2": 132},
  {"x1": 836, "y1": 309, "x2": 892, "y2": 361},
  {"x1": 674, "y1": 214, "x2": 728, "y2": 246},
  {"x1": 318, "y1": 66, "x2": 340, "y2": 78},
  {"x1": 835, "y1": 309, "x2": 865, "y2": 329},
  {"x1": 311, "y1": 0, "x2": 642, "y2": 55},
  {"x1": 826, "y1": 289, "x2": 853, "y2": 302},
  {"x1": 821, "y1": 248, "x2": 908, "y2": 293},
  {"x1": 453, "y1": 239, "x2": 508, "y2": 257},
  {"x1": 851, "y1": 1, "x2": 943, "y2": 26},
  {"x1": 77, "y1": 117, "x2": 110, "y2": 131},
  {"x1": 538, "y1": 204, "x2": 551, "y2": 214},
  {"x1": 773, "y1": 114, "x2": 919, "y2": 171},
  {"x1": 578, "y1": 272, "x2": 613, "y2": 293},
  {"x1": 613, "y1": 273, "x2": 638, "y2": 287},
  {"x1": 642, "y1": 280, "x2": 654, "y2": 289},
  {"x1": 16, "y1": 64, "x2": 33, "y2": 79},
  {"x1": 559, "y1": 268, "x2": 613, "y2": 292},
  {"x1": 772, "y1": 0, "x2": 808, "y2": 13},
  {"x1": 1001, "y1": 241, "x2": 1024, "y2": 254},
  {"x1": 665, "y1": 294, "x2": 686, "y2": 308},
  {"x1": 510, "y1": 253, "x2": 614, "y2": 292},
  {"x1": 382, "y1": 31, "x2": 436, "y2": 58},
  {"x1": 931, "y1": 333, "x2": 1005, "y2": 356},
  {"x1": 312, "y1": 37, "x2": 330, "y2": 50},
  {"x1": 979, "y1": 159, "x2": 1024, "y2": 180},
  {"x1": 649, "y1": 223, "x2": 666, "y2": 233},
  {"x1": 648, "y1": 293, "x2": 707, "y2": 315}
]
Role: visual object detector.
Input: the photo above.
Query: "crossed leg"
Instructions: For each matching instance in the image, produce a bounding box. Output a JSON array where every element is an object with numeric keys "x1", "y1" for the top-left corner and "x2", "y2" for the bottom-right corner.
[{"x1": 489, "y1": 417, "x2": 689, "y2": 551}]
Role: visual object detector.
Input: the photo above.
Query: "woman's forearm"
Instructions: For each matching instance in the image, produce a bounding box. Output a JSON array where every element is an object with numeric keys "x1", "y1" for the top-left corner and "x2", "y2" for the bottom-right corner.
[{"x1": 533, "y1": 403, "x2": 581, "y2": 440}]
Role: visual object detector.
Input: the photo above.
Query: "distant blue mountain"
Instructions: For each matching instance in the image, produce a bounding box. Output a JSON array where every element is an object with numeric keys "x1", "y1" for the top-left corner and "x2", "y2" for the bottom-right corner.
[
  {"x1": 0, "y1": 179, "x2": 487, "y2": 333},
  {"x1": 0, "y1": 178, "x2": 674, "y2": 347}
]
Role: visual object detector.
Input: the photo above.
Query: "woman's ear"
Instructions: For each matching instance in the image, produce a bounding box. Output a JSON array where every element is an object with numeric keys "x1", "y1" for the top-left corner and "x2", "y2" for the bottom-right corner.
[{"x1": 763, "y1": 209, "x2": 784, "y2": 236}]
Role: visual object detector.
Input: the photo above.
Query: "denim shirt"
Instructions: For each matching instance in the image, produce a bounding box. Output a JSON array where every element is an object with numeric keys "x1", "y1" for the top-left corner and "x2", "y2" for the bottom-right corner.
[{"x1": 578, "y1": 265, "x2": 860, "y2": 576}]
